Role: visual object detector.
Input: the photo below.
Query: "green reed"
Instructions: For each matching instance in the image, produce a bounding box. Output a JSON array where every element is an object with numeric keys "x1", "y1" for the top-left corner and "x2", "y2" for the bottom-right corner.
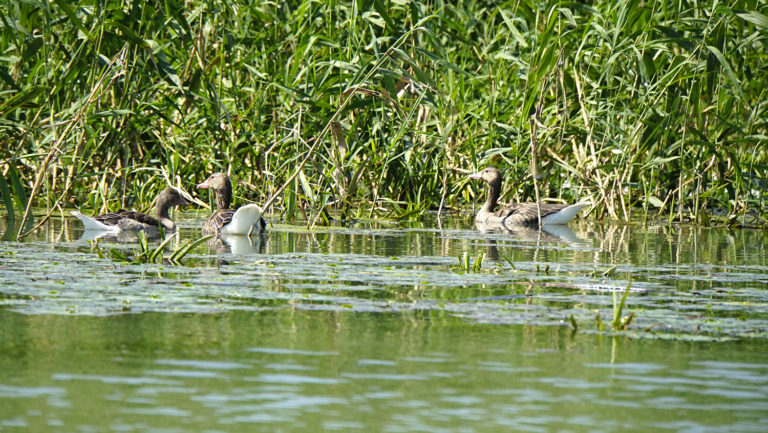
[{"x1": 1, "y1": 0, "x2": 766, "y2": 235}]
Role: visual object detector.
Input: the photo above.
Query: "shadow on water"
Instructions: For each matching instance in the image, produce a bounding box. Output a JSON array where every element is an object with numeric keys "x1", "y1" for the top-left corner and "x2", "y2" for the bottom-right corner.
[{"x1": 1, "y1": 210, "x2": 767, "y2": 432}]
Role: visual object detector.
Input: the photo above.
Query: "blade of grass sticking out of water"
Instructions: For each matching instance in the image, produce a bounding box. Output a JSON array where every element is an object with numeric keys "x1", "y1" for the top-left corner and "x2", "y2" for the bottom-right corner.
[
  {"x1": 394, "y1": 205, "x2": 426, "y2": 221},
  {"x1": 501, "y1": 256, "x2": 517, "y2": 271},
  {"x1": 472, "y1": 253, "x2": 484, "y2": 272},
  {"x1": 168, "y1": 235, "x2": 214, "y2": 264},
  {"x1": 109, "y1": 248, "x2": 128, "y2": 262},
  {"x1": 284, "y1": 177, "x2": 297, "y2": 221},
  {"x1": 148, "y1": 234, "x2": 176, "y2": 263},
  {"x1": 90, "y1": 240, "x2": 105, "y2": 259},
  {"x1": 455, "y1": 252, "x2": 484, "y2": 273},
  {"x1": 612, "y1": 281, "x2": 633, "y2": 331},
  {"x1": 136, "y1": 230, "x2": 150, "y2": 258},
  {"x1": 457, "y1": 252, "x2": 470, "y2": 273}
]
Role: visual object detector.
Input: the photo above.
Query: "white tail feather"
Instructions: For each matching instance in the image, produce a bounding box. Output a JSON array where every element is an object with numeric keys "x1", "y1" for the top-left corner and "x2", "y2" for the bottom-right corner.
[
  {"x1": 540, "y1": 202, "x2": 590, "y2": 225},
  {"x1": 220, "y1": 204, "x2": 264, "y2": 235},
  {"x1": 70, "y1": 211, "x2": 119, "y2": 231}
]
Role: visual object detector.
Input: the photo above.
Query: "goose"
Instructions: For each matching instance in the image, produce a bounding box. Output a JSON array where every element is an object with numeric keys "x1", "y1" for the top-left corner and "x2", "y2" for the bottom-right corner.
[
  {"x1": 469, "y1": 166, "x2": 588, "y2": 227},
  {"x1": 197, "y1": 172, "x2": 266, "y2": 236},
  {"x1": 70, "y1": 187, "x2": 188, "y2": 234}
]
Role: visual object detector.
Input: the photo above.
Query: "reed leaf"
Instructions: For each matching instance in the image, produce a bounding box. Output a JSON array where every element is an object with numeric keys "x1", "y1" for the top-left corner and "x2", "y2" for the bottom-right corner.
[{"x1": 0, "y1": 173, "x2": 14, "y2": 219}]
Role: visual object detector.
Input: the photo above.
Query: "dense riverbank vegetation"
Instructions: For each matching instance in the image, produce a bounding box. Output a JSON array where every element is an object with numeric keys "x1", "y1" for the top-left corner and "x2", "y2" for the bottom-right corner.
[{"x1": 1, "y1": 0, "x2": 767, "y2": 235}]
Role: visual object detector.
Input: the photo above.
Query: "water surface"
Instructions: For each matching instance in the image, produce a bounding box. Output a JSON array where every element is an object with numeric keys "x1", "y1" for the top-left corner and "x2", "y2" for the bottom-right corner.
[{"x1": 0, "y1": 212, "x2": 766, "y2": 432}]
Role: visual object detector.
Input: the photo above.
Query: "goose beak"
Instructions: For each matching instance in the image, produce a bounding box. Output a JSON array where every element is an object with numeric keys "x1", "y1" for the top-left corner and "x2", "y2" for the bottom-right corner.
[
  {"x1": 468, "y1": 171, "x2": 482, "y2": 180},
  {"x1": 197, "y1": 180, "x2": 210, "y2": 189}
]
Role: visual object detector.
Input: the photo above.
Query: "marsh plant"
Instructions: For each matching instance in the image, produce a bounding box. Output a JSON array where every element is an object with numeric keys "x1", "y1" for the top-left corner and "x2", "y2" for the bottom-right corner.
[
  {"x1": 1, "y1": 1, "x2": 767, "y2": 236},
  {"x1": 91, "y1": 233, "x2": 213, "y2": 265},
  {"x1": 456, "y1": 251, "x2": 484, "y2": 273},
  {"x1": 594, "y1": 283, "x2": 635, "y2": 332}
]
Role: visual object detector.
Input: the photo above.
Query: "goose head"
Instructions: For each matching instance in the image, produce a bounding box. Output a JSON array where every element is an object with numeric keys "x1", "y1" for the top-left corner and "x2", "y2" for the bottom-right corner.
[
  {"x1": 156, "y1": 187, "x2": 188, "y2": 215},
  {"x1": 197, "y1": 172, "x2": 231, "y2": 193},
  {"x1": 468, "y1": 166, "x2": 502, "y2": 187},
  {"x1": 197, "y1": 172, "x2": 233, "y2": 210}
]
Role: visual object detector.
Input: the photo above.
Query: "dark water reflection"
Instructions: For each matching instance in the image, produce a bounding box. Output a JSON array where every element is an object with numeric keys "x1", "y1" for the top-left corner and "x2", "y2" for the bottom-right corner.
[{"x1": 0, "y1": 211, "x2": 767, "y2": 432}]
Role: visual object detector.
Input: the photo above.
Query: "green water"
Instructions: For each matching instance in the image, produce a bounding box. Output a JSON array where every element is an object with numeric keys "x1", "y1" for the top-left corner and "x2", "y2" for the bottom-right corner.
[{"x1": 0, "y1": 212, "x2": 767, "y2": 432}]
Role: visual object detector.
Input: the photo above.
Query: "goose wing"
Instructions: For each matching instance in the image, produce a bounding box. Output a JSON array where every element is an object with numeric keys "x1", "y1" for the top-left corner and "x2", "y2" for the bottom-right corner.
[{"x1": 203, "y1": 209, "x2": 235, "y2": 234}]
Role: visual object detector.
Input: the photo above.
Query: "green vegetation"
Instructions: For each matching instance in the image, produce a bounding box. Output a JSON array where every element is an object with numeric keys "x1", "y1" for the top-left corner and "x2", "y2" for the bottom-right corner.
[
  {"x1": 90, "y1": 232, "x2": 213, "y2": 264},
  {"x1": 455, "y1": 251, "x2": 484, "y2": 273},
  {"x1": 2, "y1": 0, "x2": 767, "y2": 237},
  {"x1": 594, "y1": 282, "x2": 635, "y2": 332}
]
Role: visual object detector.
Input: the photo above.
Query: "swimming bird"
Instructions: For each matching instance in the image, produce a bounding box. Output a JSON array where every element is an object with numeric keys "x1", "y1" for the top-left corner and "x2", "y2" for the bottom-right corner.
[
  {"x1": 70, "y1": 187, "x2": 188, "y2": 233},
  {"x1": 468, "y1": 166, "x2": 588, "y2": 227},
  {"x1": 197, "y1": 172, "x2": 266, "y2": 236}
]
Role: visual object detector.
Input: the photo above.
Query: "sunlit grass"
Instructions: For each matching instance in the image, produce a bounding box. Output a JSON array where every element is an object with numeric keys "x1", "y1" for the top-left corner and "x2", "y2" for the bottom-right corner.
[{"x1": 1, "y1": 0, "x2": 767, "y2": 236}]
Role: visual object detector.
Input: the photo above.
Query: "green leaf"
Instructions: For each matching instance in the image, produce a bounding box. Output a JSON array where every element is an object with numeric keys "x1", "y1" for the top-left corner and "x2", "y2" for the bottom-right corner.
[
  {"x1": 0, "y1": 86, "x2": 44, "y2": 115},
  {"x1": 7, "y1": 165, "x2": 27, "y2": 214},
  {"x1": 642, "y1": 156, "x2": 680, "y2": 169},
  {"x1": 706, "y1": 45, "x2": 745, "y2": 101},
  {"x1": 373, "y1": 0, "x2": 396, "y2": 30},
  {"x1": 656, "y1": 26, "x2": 695, "y2": 52},
  {"x1": 0, "y1": 173, "x2": 15, "y2": 220},
  {"x1": 499, "y1": 10, "x2": 529, "y2": 48},
  {"x1": 0, "y1": 66, "x2": 19, "y2": 90},
  {"x1": 734, "y1": 10, "x2": 768, "y2": 27},
  {"x1": 107, "y1": 21, "x2": 149, "y2": 48},
  {"x1": 52, "y1": 0, "x2": 89, "y2": 36},
  {"x1": 163, "y1": 0, "x2": 193, "y2": 42},
  {"x1": 149, "y1": 234, "x2": 176, "y2": 262}
]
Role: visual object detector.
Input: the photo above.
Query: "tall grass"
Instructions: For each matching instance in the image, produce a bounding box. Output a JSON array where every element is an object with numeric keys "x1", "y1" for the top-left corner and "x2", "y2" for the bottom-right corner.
[{"x1": 1, "y1": 0, "x2": 767, "y2": 237}]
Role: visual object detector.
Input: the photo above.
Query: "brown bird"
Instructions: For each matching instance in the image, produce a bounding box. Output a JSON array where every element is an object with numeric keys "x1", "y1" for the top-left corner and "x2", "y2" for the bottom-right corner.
[
  {"x1": 71, "y1": 187, "x2": 188, "y2": 233},
  {"x1": 197, "y1": 172, "x2": 265, "y2": 236},
  {"x1": 468, "y1": 166, "x2": 588, "y2": 227}
]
